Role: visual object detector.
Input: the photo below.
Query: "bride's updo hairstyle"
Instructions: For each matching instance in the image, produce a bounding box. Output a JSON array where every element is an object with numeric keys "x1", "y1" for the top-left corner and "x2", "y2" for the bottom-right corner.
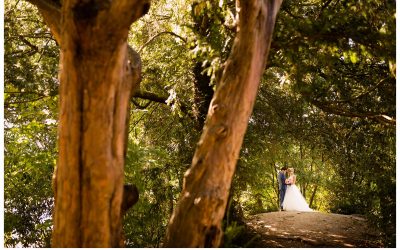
[{"x1": 288, "y1": 168, "x2": 294, "y2": 175}]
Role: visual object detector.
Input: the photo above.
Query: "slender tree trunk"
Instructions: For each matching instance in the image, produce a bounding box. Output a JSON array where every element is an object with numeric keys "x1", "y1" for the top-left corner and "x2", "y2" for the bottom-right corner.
[
  {"x1": 302, "y1": 183, "x2": 307, "y2": 199},
  {"x1": 166, "y1": 165, "x2": 175, "y2": 215},
  {"x1": 299, "y1": 142, "x2": 307, "y2": 198},
  {"x1": 271, "y1": 163, "x2": 280, "y2": 208},
  {"x1": 193, "y1": 62, "x2": 214, "y2": 130},
  {"x1": 309, "y1": 185, "x2": 318, "y2": 208},
  {"x1": 26, "y1": 0, "x2": 151, "y2": 247},
  {"x1": 164, "y1": 0, "x2": 282, "y2": 247}
]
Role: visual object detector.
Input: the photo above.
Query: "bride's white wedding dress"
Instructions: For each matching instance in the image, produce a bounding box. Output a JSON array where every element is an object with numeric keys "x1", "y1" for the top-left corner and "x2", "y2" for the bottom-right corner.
[{"x1": 282, "y1": 175, "x2": 313, "y2": 212}]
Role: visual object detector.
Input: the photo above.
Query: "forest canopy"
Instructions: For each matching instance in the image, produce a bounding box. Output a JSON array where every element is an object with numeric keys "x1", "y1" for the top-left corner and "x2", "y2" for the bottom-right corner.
[{"x1": 4, "y1": 0, "x2": 395, "y2": 247}]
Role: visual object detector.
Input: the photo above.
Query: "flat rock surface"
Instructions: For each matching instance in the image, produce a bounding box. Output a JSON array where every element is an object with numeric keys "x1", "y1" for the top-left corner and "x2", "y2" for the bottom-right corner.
[{"x1": 244, "y1": 211, "x2": 382, "y2": 247}]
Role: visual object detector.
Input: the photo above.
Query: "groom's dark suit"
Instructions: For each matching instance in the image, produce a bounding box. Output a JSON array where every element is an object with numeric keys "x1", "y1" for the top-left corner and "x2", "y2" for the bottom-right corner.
[{"x1": 278, "y1": 171, "x2": 287, "y2": 209}]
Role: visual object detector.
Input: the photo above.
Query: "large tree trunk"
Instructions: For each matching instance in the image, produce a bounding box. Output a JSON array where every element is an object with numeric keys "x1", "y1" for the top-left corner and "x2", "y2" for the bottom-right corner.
[
  {"x1": 164, "y1": 0, "x2": 282, "y2": 247},
  {"x1": 24, "y1": 0, "x2": 150, "y2": 247}
]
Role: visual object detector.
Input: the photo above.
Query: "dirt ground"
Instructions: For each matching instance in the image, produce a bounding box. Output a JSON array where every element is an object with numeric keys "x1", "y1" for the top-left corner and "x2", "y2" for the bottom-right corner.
[{"x1": 241, "y1": 211, "x2": 383, "y2": 247}]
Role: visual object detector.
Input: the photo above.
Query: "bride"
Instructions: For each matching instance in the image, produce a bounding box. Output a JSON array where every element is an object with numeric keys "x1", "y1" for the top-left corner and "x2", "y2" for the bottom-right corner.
[{"x1": 282, "y1": 168, "x2": 313, "y2": 212}]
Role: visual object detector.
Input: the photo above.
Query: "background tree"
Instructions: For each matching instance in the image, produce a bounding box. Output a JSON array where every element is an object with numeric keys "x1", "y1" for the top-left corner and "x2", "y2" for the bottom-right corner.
[{"x1": 4, "y1": 0, "x2": 58, "y2": 246}]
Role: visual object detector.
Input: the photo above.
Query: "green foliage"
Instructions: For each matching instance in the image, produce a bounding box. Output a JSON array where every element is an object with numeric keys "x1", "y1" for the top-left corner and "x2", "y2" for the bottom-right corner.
[
  {"x1": 122, "y1": 142, "x2": 175, "y2": 247},
  {"x1": 222, "y1": 222, "x2": 245, "y2": 247},
  {"x1": 4, "y1": 0, "x2": 395, "y2": 247},
  {"x1": 188, "y1": 0, "x2": 235, "y2": 84},
  {"x1": 268, "y1": 1, "x2": 395, "y2": 245},
  {"x1": 4, "y1": 0, "x2": 59, "y2": 247}
]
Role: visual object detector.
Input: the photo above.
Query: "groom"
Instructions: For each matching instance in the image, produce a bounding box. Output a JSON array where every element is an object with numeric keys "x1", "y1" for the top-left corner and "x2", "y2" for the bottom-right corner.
[{"x1": 278, "y1": 166, "x2": 288, "y2": 211}]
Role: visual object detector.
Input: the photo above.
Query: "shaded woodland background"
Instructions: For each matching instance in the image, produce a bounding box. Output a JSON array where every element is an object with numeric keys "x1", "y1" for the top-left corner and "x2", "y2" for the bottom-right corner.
[{"x1": 4, "y1": 0, "x2": 395, "y2": 247}]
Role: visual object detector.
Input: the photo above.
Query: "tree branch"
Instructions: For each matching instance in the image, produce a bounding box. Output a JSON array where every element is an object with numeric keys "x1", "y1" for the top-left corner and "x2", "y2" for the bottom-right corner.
[
  {"x1": 24, "y1": 0, "x2": 61, "y2": 14},
  {"x1": 106, "y1": 0, "x2": 150, "y2": 32},
  {"x1": 281, "y1": 6, "x2": 303, "y2": 19},
  {"x1": 330, "y1": 78, "x2": 390, "y2": 104},
  {"x1": 24, "y1": 0, "x2": 61, "y2": 42},
  {"x1": 132, "y1": 90, "x2": 168, "y2": 104},
  {"x1": 316, "y1": 0, "x2": 334, "y2": 19},
  {"x1": 131, "y1": 99, "x2": 152, "y2": 109},
  {"x1": 310, "y1": 99, "x2": 395, "y2": 126},
  {"x1": 5, "y1": 90, "x2": 45, "y2": 95},
  {"x1": 5, "y1": 95, "x2": 50, "y2": 107},
  {"x1": 139, "y1": 31, "x2": 187, "y2": 53},
  {"x1": 132, "y1": 90, "x2": 194, "y2": 120},
  {"x1": 18, "y1": 35, "x2": 39, "y2": 51}
]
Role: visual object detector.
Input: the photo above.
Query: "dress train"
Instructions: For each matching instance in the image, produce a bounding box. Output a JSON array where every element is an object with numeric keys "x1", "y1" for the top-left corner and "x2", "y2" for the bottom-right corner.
[{"x1": 282, "y1": 184, "x2": 313, "y2": 212}]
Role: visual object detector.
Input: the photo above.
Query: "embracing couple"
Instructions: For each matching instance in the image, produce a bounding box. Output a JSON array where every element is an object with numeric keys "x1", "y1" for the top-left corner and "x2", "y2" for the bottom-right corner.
[{"x1": 278, "y1": 166, "x2": 313, "y2": 212}]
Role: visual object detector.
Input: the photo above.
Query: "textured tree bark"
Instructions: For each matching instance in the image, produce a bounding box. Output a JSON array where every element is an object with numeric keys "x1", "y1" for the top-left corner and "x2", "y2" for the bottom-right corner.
[
  {"x1": 25, "y1": 0, "x2": 150, "y2": 247},
  {"x1": 164, "y1": 0, "x2": 282, "y2": 247}
]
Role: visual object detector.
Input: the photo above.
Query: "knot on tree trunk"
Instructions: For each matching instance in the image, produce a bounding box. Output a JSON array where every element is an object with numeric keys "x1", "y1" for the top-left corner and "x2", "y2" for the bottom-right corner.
[
  {"x1": 209, "y1": 103, "x2": 228, "y2": 118},
  {"x1": 212, "y1": 124, "x2": 229, "y2": 139},
  {"x1": 121, "y1": 184, "x2": 139, "y2": 215}
]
